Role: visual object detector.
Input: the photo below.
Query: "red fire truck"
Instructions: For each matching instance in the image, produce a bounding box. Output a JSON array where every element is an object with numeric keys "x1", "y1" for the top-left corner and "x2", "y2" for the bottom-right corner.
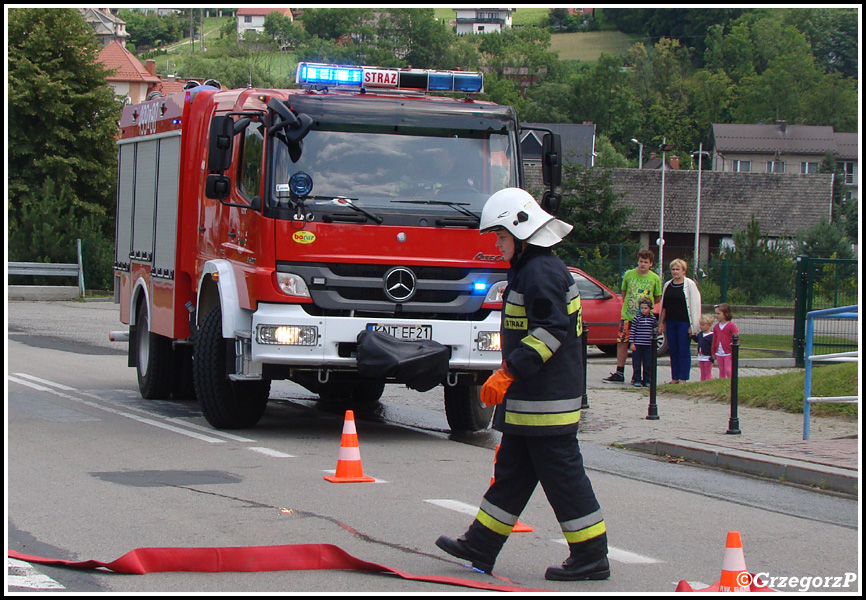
[{"x1": 112, "y1": 63, "x2": 562, "y2": 432}]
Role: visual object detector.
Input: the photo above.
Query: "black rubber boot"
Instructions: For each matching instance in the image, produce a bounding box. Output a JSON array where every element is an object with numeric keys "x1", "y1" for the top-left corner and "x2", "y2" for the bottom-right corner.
[
  {"x1": 435, "y1": 535, "x2": 497, "y2": 574},
  {"x1": 544, "y1": 533, "x2": 610, "y2": 581},
  {"x1": 545, "y1": 555, "x2": 610, "y2": 581}
]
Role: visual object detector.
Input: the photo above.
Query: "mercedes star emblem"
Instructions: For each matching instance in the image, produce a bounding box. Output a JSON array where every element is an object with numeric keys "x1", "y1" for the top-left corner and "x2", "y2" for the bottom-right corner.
[{"x1": 383, "y1": 267, "x2": 416, "y2": 302}]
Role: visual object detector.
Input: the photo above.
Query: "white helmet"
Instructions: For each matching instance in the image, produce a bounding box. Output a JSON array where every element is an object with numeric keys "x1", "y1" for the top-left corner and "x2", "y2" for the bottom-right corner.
[{"x1": 480, "y1": 188, "x2": 572, "y2": 247}]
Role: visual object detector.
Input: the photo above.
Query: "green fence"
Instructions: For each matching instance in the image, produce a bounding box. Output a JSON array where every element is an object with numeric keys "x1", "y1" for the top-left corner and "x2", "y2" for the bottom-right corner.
[{"x1": 793, "y1": 255, "x2": 859, "y2": 366}]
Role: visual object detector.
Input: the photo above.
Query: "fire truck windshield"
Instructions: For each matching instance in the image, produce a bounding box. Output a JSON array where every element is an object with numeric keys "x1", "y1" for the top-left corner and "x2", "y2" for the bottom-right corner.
[{"x1": 269, "y1": 129, "x2": 517, "y2": 221}]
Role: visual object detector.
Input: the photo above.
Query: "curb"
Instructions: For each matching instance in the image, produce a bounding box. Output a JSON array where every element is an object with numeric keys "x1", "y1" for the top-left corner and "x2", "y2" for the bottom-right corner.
[{"x1": 622, "y1": 439, "x2": 857, "y2": 496}]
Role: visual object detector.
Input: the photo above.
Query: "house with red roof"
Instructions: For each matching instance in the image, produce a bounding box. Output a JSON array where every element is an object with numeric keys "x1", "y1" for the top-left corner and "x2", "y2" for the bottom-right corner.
[
  {"x1": 97, "y1": 40, "x2": 220, "y2": 105},
  {"x1": 236, "y1": 7, "x2": 294, "y2": 36},
  {"x1": 98, "y1": 40, "x2": 161, "y2": 104}
]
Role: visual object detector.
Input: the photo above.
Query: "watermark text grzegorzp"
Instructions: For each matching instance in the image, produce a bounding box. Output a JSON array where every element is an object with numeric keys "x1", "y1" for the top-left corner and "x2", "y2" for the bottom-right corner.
[{"x1": 745, "y1": 571, "x2": 858, "y2": 592}]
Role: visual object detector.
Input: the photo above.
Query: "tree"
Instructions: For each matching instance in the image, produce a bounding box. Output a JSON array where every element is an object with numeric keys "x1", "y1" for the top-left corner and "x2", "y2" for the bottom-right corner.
[
  {"x1": 593, "y1": 135, "x2": 630, "y2": 168},
  {"x1": 264, "y1": 12, "x2": 309, "y2": 50},
  {"x1": 784, "y1": 8, "x2": 858, "y2": 79},
  {"x1": 300, "y1": 8, "x2": 373, "y2": 42},
  {"x1": 718, "y1": 216, "x2": 795, "y2": 303},
  {"x1": 555, "y1": 165, "x2": 633, "y2": 267},
  {"x1": 8, "y1": 8, "x2": 122, "y2": 287},
  {"x1": 569, "y1": 54, "x2": 640, "y2": 150},
  {"x1": 118, "y1": 9, "x2": 183, "y2": 51},
  {"x1": 375, "y1": 8, "x2": 454, "y2": 69},
  {"x1": 795, "y1": 217, "x2": 855, "y2": 260}
]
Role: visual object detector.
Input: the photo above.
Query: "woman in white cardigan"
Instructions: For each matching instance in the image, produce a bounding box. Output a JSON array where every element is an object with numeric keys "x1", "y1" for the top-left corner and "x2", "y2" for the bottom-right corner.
[{"x1": 658, "y1": 259, "x2": 702, "y2": 383}]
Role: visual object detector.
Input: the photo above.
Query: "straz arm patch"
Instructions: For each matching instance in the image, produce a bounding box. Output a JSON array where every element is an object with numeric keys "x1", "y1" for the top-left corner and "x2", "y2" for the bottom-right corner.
[{"x1": 504, "y1": 316, "x2": 528, "y2": 330}]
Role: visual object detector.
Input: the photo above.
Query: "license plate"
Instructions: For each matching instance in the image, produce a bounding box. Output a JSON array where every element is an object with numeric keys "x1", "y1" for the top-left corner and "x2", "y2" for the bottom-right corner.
[{"x1": 366, "y1": 323, "x2": 432, "y2": 340}]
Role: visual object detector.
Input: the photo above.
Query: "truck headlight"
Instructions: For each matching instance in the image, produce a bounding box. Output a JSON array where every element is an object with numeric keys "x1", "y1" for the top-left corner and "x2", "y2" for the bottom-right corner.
[
  {"x1": 258, "y1": 325, "x2": 318, "y2": 345},
  {"x1": 276, "y1": 272, "x2": 310, "y2": 298},
  {"x1": 476, "y1": 331, "x2": 501, "y2": 351}
]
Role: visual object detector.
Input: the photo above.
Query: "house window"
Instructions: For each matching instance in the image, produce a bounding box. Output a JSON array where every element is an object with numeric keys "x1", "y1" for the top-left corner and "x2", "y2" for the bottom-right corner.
[
  {"x1": 767, "y1": 160, "x2": 786, "y2": 173},
  {"x1": 800, "y1": 162, "x2": 819, "y2": 174},
  {"x1": 732, "y1": 160, "x2": 751, "y2": 173},
  {"x1": 840, "y1": 161, "x2": 855, "y2": 184},
  {"x1": 244, "y1": 15, "x2": 252, "y2": 23}
]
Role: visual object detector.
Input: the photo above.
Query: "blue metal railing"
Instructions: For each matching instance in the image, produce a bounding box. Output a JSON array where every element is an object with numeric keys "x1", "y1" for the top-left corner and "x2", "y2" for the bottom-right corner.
[{"x1": 803, "y1": 305, "x2": 858, "y2": 440}]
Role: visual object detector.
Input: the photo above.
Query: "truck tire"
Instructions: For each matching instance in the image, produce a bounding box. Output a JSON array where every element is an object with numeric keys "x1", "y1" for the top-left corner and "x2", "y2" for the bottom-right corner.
[
  {"x1": 134, "y1": 302, "x2": 174, "y2": 399},
  {"x1": 193, "y1": 305, "x2": 269, "y2": 429},
  {"x1": 444, "y1": 383, "x2": 493, "y2": 432}
]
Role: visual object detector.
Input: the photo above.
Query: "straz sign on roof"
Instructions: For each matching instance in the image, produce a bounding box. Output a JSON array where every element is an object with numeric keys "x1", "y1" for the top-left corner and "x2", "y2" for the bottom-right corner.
[{"x1": 363, "y1": 68, "x2": 399, "y2": 88}]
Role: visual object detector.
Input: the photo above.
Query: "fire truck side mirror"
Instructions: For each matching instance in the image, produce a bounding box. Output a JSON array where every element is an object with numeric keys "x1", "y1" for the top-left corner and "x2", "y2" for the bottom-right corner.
[
  {"x1": 542, "y1": 133, "x2": 562, "y2": 189},
  {"x1": 205, "y1": 174, "x2": 231, "y2": 200},
  {"x1": 208, "y1": 116, "x2": 235, "y2": 172},
  {"x1": 541, "y1": 191, "x2": 562, "y2": 216}
]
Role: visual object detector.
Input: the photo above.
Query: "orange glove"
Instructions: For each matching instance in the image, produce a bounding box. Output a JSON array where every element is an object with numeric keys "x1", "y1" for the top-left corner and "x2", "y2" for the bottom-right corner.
[{"x1": 480, "y1": 369, "x2": 514, "y2": 407}]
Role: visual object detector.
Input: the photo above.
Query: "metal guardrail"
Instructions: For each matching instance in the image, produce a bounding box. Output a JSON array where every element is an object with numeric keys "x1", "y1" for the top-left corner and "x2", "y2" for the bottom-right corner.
[
  {"x1": 8, "y1": 238, "x2": 85, "y2": 298},
  {"x1": 802, "y1": 305, "x2": 858, "y2": 440}
]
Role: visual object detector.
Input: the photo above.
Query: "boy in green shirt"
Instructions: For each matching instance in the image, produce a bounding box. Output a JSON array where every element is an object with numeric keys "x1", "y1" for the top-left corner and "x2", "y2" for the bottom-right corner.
[{"x1": 603, "y1": 249, "x2": 663, "y2": 383}]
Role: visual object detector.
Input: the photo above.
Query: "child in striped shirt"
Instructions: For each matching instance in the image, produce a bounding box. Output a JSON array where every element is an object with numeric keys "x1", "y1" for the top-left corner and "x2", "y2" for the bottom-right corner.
[{"x1": 629, "y1": 298, "x2": 656, "y2": 387}]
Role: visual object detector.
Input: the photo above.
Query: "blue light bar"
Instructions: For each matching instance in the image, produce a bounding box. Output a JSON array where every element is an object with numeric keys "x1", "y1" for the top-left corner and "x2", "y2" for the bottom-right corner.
[
  {"x1": 296, "y1": 62, "x2": 484, "y2": 93},
  {"x1": 428, "y1": 72, "x2": 454, "y2": 91},
  {"x1": 296, "y1": 63, "x2": 363, "y2": 87},
  {"x1": 454, "y1": 73, "x2": 484, "y2": 93}
]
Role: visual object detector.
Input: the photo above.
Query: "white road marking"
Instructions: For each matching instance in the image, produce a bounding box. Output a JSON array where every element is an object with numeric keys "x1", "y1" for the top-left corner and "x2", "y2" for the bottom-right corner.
[
  {"x1": 7, "y1": 557, "x2": 65, "y2": 590},
  {"x1": 426, "y1": 498, "x2": 478, "y2": 517},
  {"x1": 553, "y1": 539, "x2": 661, "y2": 564},
  {"x1": 427, "y1": 499, "x2": 663, "y2": 565},
  {"x1": 164, "y1": 417, "x2": 257, "y2": 443},
  {"x1": 12, "y1": 372, "x2": 77, "y2": 391},
  {"x1": 248, "y1": 447, "x2": 295, "y2": 458},
  {"x1": 9, "y1": 375, "x2": 226, "y2": 444}
]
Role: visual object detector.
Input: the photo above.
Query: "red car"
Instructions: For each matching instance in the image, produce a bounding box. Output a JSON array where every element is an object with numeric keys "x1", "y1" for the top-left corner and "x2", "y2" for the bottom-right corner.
[{"x1": 568, "y1": 267, "x2": 668, "y2": 355}]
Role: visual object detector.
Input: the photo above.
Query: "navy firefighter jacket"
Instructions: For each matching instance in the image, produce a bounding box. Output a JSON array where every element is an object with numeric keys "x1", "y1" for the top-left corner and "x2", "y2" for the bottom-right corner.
[{"x1": 495, "y1": 245, "x2": 585, "y2": 436}]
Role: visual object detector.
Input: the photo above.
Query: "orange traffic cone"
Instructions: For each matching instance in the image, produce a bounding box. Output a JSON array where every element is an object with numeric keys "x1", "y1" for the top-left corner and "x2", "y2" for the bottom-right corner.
[
  {"x1": 489, "y1": 445, "x2": 533, "y2": 533},
  {"x1": 324, "y1": 410, "x2": 375, "y2": 483},
  {"x1": 674, "y1": 531, "x2": 775, "y2": 592},
  {"x1": 718, "y1": 531, "x2": 750, "y2": 592}
]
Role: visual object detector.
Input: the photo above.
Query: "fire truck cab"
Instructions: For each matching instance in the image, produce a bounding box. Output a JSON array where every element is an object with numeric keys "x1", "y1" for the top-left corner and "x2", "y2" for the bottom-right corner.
[{"x1": 114, "y1": 63, "x2": 562, "y2": 432}]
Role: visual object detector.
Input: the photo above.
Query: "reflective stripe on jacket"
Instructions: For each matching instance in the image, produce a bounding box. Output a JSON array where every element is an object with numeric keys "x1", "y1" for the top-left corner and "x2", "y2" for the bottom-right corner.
[{"x1": 496, "y1": 246, "x2": 585, "y2": 436}]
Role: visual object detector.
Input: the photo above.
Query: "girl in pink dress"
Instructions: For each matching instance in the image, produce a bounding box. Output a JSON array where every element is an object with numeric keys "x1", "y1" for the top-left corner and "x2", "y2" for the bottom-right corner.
[{"x1": 711, "y1": 303, "x2": 739, "y2": 379}]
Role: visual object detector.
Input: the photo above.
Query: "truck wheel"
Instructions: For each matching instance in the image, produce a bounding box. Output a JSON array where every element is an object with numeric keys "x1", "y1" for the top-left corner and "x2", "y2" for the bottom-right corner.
[
  {"x1": 134, "y1": 302, "x2": 174, "y2": 399},
  {"x1": 193, "y1": 305, "x2": 269, "y2": 429},
  {"x1": 444, "y1": 383, "x2": 493, "y2": 432}
]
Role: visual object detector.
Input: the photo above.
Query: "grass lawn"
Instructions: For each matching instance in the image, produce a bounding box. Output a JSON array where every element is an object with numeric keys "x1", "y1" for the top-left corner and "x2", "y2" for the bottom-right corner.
[
  {"x1": 657, "y1": 362, "x2": 858, "y2": 418},
  {"x1": 549, "y1": 30, "x2": 642, "y2": 61}
]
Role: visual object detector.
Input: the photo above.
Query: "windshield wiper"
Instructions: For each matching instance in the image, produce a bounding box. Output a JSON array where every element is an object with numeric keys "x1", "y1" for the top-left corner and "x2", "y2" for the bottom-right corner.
[
  {"x1": 393, "y1": 200, "x2": 480, "y2": 225},
  {"x1": 306, "y1": 196, "x2": 384, "y2": 224}
]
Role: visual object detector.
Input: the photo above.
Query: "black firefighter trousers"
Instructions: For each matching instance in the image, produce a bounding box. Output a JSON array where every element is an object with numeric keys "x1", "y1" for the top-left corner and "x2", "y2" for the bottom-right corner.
[{"x1": 464, "y1": 432, "x2": 608, "y2": 562}]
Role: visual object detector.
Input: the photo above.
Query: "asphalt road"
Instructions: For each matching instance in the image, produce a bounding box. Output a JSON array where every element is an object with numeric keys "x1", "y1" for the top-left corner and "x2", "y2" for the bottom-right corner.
[{"x1": 6, "y1": 300, "x2": 860, "y2": 594}]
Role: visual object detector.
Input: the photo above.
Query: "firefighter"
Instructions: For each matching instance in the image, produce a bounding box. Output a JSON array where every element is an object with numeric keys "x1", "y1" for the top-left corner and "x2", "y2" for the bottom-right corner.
[{"x1": 435, "y1": 188, "x2": 610, "y2": 581}]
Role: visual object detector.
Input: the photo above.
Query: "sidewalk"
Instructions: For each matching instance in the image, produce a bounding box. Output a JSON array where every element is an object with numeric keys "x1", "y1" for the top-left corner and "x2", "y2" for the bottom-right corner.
[{"x1": 577, "y1": 383, "x2": 859, "y2": 496}]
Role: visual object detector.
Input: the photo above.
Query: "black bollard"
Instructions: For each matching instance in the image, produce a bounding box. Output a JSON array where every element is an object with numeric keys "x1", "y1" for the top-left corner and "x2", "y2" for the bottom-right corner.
[
  {"x1": 646, "y1": 323, "x2": 659, "y2": 420},
  {"x1": 726, "y1": 333, "x2": 741, "y2": 434},
  {"x1": 581, "y1": 322, "x2": 589, "y2": 410}
]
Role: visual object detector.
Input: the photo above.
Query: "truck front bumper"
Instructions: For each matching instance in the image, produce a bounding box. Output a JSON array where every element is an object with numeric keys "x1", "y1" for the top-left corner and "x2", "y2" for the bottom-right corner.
[{"x1": 243, "y1": 302, "x2": 502, "y2": 377}]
